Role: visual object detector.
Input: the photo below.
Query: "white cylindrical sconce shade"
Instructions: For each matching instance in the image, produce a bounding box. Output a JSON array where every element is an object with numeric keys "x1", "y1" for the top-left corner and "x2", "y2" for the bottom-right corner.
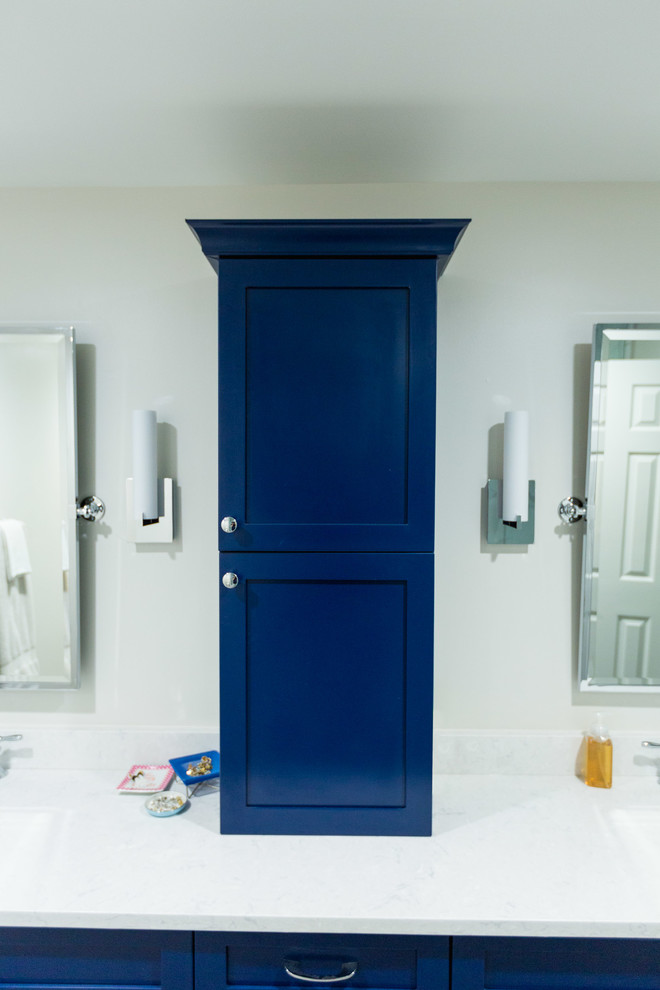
[
  {"x1": 502, "y1": 410, "x2": 529, "y2": 522},
  {"x1": 132, "y1": 409, "x2": 158, "y2": 522}
]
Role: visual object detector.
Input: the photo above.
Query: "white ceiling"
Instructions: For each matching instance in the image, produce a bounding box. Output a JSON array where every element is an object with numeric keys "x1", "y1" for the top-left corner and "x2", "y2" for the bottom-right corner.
[{"x1": 3, "y1": 0, "x2": 660, "y2": 187}]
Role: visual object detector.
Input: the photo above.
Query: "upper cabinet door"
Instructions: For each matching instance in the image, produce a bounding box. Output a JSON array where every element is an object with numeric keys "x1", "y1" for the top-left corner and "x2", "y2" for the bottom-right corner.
[{"x1": 217, "y1": 258, "x2": 438, "y2": 552}]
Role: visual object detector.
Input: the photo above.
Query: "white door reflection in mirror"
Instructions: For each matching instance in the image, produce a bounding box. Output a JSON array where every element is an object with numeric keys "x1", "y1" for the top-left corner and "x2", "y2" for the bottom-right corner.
[
  {"x1": 0, "y1": 328, "x2": 78, "y2": 689},
  {"x1": 581, "y1": 326, "x2": 660, "y2": 690}
]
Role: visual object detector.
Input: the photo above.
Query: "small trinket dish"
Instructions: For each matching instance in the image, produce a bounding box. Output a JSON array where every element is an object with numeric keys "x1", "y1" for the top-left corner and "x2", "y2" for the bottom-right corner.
[
  {"x1": 169, "y1": 750, "x2": 219, "y2": 784},
  {"x1": 144, "y1": 793, "x2": 188, "y2": 818},
  {"x1": 116, "y1": 765, "x2": 175, "y2": 793}
]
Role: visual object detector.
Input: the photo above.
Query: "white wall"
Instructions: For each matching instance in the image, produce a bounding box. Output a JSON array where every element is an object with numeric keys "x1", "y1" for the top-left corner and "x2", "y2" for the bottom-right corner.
[{"x1": 2, "y1": 182, "x2": 660, "y2": 733}]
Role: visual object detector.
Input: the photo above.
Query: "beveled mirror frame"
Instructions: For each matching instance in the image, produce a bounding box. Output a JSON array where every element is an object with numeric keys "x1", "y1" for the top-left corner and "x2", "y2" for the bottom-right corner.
[
  {"x1": 579, "y1": 322, "x2": 660, "y2": 692},
  {"x1": 0, "y1": 325, "x2": 80, "y2": 690}
]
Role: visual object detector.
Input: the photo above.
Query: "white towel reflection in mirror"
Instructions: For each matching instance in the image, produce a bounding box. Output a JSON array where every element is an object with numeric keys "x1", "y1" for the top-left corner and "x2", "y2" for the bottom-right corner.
[{"x1": 0, "y1": 520, "x2": 38, "y2": 681}]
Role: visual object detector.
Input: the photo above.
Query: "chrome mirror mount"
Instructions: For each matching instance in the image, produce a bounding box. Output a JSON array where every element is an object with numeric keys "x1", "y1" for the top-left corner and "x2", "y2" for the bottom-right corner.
[{"x1": 558, "y1": 496, "x2": 587, "y2": 524}]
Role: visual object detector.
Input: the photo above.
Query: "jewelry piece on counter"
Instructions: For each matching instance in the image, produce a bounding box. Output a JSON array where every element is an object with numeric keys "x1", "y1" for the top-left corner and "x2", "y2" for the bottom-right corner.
[
  {"x1": 145, "y1": 793, "x2": 188, "y2": 818},
  {"x1": 186, "y1": 754, "x2": 213, "y2": 776}
]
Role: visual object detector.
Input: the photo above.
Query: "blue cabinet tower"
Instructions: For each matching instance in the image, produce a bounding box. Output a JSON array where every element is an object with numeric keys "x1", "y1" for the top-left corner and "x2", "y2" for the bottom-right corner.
[{"x1": 187, "y1": 219, "x2": 470, "y2": 835}]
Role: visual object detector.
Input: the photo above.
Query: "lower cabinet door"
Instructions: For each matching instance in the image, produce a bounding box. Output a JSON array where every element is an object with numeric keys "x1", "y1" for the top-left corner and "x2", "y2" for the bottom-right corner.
[
  {"x1": 452, "y1": 936, "x2": 660, "y2": 990},
  {"x1": 195, "y1": 933, "x2": 449, "y2": 990},
  {"x1": 219, "y1": 552, "x2": 434, "y2": 835},
  {"x1": 0, "y1": 928, "x2": 192, "y2": 990}
]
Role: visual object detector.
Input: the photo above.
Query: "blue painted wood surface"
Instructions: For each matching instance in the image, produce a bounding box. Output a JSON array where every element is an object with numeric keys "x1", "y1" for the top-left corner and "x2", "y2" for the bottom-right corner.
[
  {"x1": 452, "y1": 937, "x2": 660, "y2": 990},
  {"x1": 195, "y1": 933, "x2": 450, "y2": 990},
  {"x1": 0, "y1": 928, "x2": 192, "y2": 989},
  {"x1": 220, "y1": 552, "x2": 434, "y2": 835},
  {"x1": 187, "y1": 218, "x2": 470, "y2": 272},
  {"x1": 216, "y1": 258, "x2": 437, "y2": 553},
  {"x1": 4, "y1": 929, "x2": 660, "y2": 988},
  {"x1": 187, "y1": 219, "x2": 470, "y2": 836}
]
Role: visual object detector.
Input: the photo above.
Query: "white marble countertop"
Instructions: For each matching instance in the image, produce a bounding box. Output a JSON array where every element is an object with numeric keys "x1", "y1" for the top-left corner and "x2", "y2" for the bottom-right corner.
[{"x1": 2, "y1": 767, "x2": 660, "y2": 938}]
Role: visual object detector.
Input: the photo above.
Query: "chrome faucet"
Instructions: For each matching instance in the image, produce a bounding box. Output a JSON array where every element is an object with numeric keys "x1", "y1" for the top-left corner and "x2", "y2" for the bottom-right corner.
[{"x1": 0, "y1": 733, "x2": 22, "y2": 777}]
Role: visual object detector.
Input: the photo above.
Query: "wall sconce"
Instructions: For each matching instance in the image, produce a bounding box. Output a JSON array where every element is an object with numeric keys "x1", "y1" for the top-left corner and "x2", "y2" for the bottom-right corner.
[
  {"x1": 487, "y1": 410, "x2": 535, "y2": 545},
  {"x1": 126, "y1": 409, "x2": 173, "y2": 543}
]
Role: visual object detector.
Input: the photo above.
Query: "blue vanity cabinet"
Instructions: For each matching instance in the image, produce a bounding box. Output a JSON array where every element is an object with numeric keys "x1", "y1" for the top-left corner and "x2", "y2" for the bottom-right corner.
[
  {"x1": 3, "y1": 929, "x2": 660, "y2": 990},
  {"x1": 452, "y1": 937, "x2": 660, "y2": 990},
  {"x1": 194, "y1": 933, "x2": 450, "y2": 990},
  {"x1": 0, "y1": 928, "x2": 192, "y2": 990},
  {"x1": 187, "y1": 219, "x2": 470, "y2": 836}
]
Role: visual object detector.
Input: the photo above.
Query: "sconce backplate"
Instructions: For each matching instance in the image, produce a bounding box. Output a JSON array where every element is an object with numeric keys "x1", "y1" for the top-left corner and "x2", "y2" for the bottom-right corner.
[{"x1": 487, "y1": 479, "x2": 535, "y2": 545}]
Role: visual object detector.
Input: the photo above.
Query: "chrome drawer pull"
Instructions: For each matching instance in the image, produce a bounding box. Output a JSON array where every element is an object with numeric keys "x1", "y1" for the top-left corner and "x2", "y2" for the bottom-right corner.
[{"x1": 284, "y1": 960, "x2": 358, "y2": 983}]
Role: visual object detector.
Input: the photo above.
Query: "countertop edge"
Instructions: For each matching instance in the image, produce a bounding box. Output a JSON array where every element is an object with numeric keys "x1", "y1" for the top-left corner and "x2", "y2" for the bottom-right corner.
[{"x1": 2, "y1": 912, "x2": 660, "y2": 940}]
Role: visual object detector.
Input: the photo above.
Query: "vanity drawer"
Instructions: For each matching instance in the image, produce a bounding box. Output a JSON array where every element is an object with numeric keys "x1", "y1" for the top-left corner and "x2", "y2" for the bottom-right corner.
[{"x1": 195, "y1": 934, "x2": 449, "y2": 990}]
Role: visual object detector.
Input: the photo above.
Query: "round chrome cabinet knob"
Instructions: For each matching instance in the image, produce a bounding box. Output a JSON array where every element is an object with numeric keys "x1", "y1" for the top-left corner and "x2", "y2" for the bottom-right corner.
[
  {"x1": 222, "y1": 572, "x2": 239, "y2": 589},
  {"x1": 221, "y1": 516, "x2": 238, "y2": 533}
]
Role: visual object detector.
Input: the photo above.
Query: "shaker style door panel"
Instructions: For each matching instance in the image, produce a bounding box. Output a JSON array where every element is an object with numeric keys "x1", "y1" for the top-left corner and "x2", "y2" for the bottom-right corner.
[
  {"x1": 0, "y1": 928, "x2": 193, "y2": 990},
  {"x1": 217, "y1": 258, "x2": 438, "y2": 552},
  {"x1": 452, "y1": 937, "x2": 660, "y2": 990},
  {"x1": 195, "y1": 933, "x2": 450, "y2": 990},
  {"x1": 219, "y1": 552, "x2": 434, "y2": 835}
]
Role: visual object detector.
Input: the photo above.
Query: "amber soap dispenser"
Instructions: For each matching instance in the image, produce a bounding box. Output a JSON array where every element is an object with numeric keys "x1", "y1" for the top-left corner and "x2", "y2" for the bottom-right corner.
[{"x1": 584, "y1": 713, "x2": 613, "y2": 788}]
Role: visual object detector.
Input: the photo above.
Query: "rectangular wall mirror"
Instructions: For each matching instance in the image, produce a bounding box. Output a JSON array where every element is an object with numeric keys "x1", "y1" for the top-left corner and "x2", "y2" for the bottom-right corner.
[
  {"x1": 580, "y1": 323, "x2": 660, "y2": 691},
  {"x1": 0, "y1": 326, "x2": 79, "y2": 689}
]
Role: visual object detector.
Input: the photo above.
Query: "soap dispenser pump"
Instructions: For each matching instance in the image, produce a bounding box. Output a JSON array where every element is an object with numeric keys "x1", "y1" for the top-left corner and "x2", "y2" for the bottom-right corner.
[{"x1": 585, "y1": 713, "x2": 613, "y2": 789}]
